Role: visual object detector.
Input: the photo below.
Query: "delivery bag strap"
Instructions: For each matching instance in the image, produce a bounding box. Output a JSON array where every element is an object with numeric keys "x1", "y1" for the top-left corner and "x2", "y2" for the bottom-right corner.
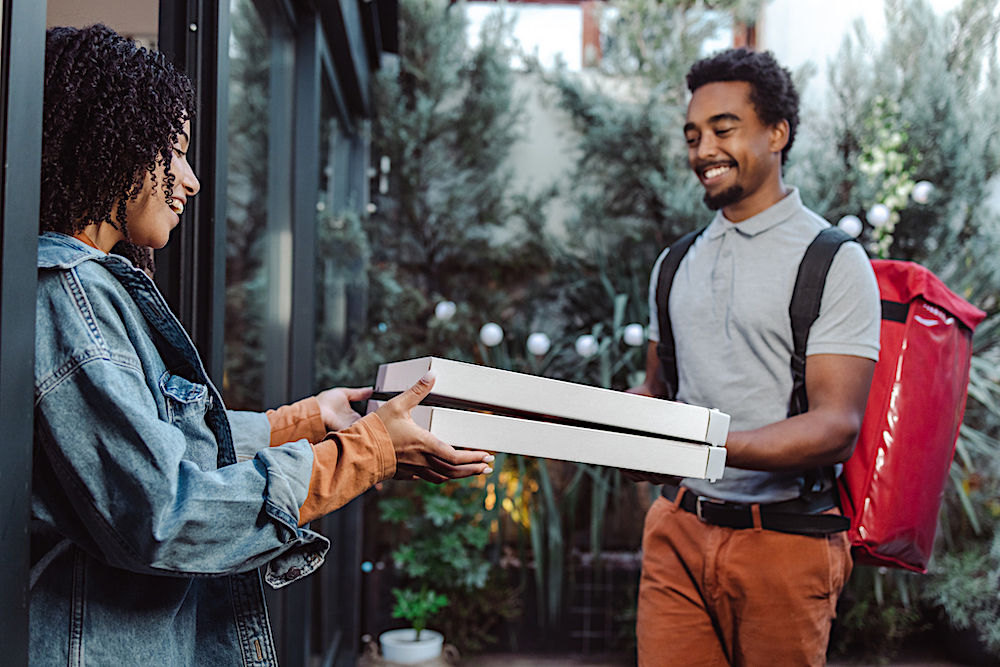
[
  {"x1": 655, "y1": 228, "x2": 705, "y2": 400},
  {"x1": 788, "y1": 227, "x2": 855, "y2": 505}
]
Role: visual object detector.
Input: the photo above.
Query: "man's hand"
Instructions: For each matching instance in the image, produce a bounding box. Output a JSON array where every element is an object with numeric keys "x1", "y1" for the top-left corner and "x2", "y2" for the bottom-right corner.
[
  {"x1": 627, "y1": 342, "x2": 668, "y2": 398},
  {"x1": 622, "y1": 470, "x2": 683, "y2": 486},
  {"x1": 375, "y1": 371, "x2": 494, "y2": 483},
  {"x1": 316, "y1": 387, "x2": 374, "y2": 432}
]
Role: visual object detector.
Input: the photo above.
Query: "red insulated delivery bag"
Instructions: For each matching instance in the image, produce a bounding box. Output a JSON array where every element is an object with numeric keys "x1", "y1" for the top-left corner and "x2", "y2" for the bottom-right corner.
[{"x1": 839, "y1": 260, "x2": 986, "y2": 572}]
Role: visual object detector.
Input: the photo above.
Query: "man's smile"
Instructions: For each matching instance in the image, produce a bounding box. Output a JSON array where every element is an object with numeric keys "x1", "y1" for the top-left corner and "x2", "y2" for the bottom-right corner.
[{"x1": 697, "y1": 161, "x2": 737, "y2": 185}]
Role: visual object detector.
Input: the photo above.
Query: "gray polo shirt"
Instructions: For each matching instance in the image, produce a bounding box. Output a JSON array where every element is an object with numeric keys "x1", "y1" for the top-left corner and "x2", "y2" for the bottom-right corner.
[{"x1": 647, "y1": 188, "x2": 880, "y2": 503}]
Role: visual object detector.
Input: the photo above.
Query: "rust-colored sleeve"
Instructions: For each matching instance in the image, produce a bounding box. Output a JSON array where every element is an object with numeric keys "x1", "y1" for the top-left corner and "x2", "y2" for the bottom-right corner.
[
  {"x1": 298, "y1": 412, "x2": 396, "y2": 525},
  {"x1": 266, "y1": 396, "x2": 328, "y2": 447}
]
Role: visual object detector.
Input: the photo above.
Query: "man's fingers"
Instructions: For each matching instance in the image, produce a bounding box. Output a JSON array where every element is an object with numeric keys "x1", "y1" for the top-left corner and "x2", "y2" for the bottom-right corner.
[
  {"x1": 623, "y1": 469, "x2": 682, "y2": 485},
  {"x1": 343, "y1": 386, "x2": 374, "y2": 402},
  {"x1": 395, "y1": 464, "x2": 448, "y2": 484}
]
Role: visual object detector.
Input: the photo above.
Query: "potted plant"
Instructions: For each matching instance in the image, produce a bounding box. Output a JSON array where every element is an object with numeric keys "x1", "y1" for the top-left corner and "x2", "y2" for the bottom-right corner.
[
  {"x1": 377, "y1": 481, "x2": 491, "y2": 661},
  {"x1": 379, "y1": 585, "x2": 450, "y2": 663}
]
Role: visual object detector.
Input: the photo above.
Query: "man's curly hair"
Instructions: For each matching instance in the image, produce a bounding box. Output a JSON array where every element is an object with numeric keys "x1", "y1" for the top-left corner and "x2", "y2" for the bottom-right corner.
[
  {"x1": 687, "y1": 48, "x2": 799, "y2": 165},
  {"x1": 42, "y1": 24, "x2": 195, "y2": 266}
]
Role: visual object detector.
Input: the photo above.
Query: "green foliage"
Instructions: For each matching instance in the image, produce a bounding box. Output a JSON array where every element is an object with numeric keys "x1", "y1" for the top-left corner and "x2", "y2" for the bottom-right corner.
[
  {"x1": 318, "y1": 0, "x2": 559, "y2": 390},
  {"x1": 922, "y1": 533, "x2": 1000, "y2": 656},
  {"x1": 806, "y1": 4, "x2": 1000, "y2": 657},
  {"x1": 380, "y1": 481, "x2": 491, "y2": 591},
  {"x1": 599, "y1": 0, "x2": 765, "y2": 94},
  {"x1": 792, "y1": 0, "x2": 1000, "y2": 267},
  {"x1": 428, "y1": 569, "x2": 521, "y2": 653},
  {"x1": 391, "y1": 585, "x2": 449, "y2": 638},
  {"x1": 378, "y1": 479, "x2": 522, "y2": 651},
  {"x1": 831, "y1": 566, "x2": 928, "y2": 665},
  {"x1": 541, "y1": 0, "x2": 764, "y2": 349}
]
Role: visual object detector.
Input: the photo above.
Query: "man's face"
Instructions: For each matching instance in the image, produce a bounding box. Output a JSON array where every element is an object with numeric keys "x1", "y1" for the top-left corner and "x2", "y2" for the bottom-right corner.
[{"x1": 684, "y1": 81, "x2": 783, "y2": 212}]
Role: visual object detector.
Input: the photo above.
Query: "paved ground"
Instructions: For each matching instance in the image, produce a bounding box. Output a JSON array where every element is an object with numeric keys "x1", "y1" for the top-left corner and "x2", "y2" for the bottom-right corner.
[{"x1": 461, "y1": 650, "x2": 964, "y2": 667}]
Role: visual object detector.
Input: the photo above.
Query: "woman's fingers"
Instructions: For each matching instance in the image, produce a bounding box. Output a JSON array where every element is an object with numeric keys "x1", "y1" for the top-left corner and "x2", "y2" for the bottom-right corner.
[
  {"x1": 390, "y1": 370, "x2": 436, "y2": 416},
  {"x1": 342, "y1": 386, "x2": 374, "y2": 402}
]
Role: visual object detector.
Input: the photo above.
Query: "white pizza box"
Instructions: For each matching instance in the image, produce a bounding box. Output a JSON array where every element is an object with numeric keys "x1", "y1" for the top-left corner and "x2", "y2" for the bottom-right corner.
[
  {"x1": 374, "y1": 357, "x2": 730, "y2": 447},
  {"x1": 367, "y1": 401, "x2": 727, "y2": 481}
]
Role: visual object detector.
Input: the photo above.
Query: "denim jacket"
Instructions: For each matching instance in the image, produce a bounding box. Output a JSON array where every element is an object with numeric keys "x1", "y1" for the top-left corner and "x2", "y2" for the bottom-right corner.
[{"x1": 31, "y1": 232, "x2": 329, "y2": 667}]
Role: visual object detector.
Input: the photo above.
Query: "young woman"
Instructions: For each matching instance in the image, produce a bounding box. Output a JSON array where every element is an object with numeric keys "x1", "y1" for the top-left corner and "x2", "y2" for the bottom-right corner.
[{"x1": 32, "y1": 24, "x2": 491, "y2": 666}]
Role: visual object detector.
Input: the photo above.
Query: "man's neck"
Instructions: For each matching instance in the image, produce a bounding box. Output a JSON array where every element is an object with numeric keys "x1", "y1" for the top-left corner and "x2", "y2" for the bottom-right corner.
[{"x1": 722, "y1": 173, "x2": 788, "y2": 223}]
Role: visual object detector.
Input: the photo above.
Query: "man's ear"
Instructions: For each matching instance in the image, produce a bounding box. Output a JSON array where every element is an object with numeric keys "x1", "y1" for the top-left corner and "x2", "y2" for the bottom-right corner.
[{"x1": 769, "y1": 119, "x2": 790, "y2": 156}]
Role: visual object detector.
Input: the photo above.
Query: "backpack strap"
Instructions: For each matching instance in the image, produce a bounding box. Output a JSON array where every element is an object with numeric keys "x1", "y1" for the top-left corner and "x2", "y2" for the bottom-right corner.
[
  {"x1": 788, "y1": 226, "x2": 854, "y2": 417},
  {"x1": 788, "y1": 226, "x2": 854, "y2": 500},
  {"x1": 655, "y1": 228, "x2": 705, "y2": 399}
]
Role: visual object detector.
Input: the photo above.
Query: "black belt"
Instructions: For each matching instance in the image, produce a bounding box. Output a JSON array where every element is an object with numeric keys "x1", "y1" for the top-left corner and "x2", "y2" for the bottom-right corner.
[{"x1": 665, "y1": 486, "x2": 851, "y2": 536}]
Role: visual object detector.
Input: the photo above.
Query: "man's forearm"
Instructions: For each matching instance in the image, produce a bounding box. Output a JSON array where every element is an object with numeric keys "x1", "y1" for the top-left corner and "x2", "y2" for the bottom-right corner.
[
  {"x1": 725, "y1": 354, "x2": 875, "y2": 472},
  {"x1": 723, "y1": 407, "x2": 862, "y2": 471}
]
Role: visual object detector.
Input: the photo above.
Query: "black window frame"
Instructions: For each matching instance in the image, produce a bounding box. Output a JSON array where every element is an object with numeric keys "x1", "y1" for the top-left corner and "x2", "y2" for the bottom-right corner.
[{"x1": 0, "y1": 1, "x2": 47, "y2": 665}]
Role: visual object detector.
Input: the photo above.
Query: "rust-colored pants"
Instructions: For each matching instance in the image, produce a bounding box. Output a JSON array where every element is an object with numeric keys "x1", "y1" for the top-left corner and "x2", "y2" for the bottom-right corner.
[{"x1": 637, "y1": 492, "x2": 852, "y2": 667}]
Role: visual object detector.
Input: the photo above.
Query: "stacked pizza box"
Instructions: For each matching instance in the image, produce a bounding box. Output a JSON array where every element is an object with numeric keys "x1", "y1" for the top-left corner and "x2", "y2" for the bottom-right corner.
[{"x1": 368, "y1": 357, "x2": 729, "y2": 481}]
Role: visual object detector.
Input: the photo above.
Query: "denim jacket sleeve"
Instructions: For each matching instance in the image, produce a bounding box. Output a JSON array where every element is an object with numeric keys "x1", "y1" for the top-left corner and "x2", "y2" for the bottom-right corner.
[{"x1": 34, "y1": 259, "x2": 329, "y2": 587}]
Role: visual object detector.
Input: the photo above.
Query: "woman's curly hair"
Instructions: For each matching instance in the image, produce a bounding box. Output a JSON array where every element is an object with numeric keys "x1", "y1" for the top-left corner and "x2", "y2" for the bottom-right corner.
[
  {"x1": 42, "y1": 24, "x2": 195, "y2": 266},
  {"x1": 687, "y1": 48, "x2": 799, "y2": 165}
]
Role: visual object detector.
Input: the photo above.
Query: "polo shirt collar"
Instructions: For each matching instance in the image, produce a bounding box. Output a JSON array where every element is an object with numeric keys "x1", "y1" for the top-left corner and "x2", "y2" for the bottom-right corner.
[{"x1": 706, "y1": 187, "x2": 803, "y2": 240}]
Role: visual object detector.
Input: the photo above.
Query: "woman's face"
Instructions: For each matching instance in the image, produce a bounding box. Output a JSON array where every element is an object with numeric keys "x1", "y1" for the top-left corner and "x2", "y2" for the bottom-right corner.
[{"x1": 124, "y1": 119, "x2": 200, "y2": 249}]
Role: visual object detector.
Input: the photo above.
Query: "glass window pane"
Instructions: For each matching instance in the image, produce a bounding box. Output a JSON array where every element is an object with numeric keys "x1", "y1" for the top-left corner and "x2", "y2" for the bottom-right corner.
[
  {"x1": 223, "y1": 0, "x2": 271, "y2": 410},
  {"x1": 315, "y1": 84, "x2": 369, "y2": 387}
]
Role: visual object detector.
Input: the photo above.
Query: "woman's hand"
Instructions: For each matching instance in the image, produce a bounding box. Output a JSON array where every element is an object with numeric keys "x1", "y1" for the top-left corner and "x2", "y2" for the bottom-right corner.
[
  {"x1": 315, "y1": 387, "x2": 373, "y2": 432},
  {"x1": 375, "y1": 371, "x2": 494, "y2": 483}
]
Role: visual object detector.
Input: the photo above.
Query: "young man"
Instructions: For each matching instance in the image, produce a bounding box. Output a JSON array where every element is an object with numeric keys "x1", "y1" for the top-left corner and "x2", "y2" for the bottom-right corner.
[{"x1": 628, "y1": 49, "x2": 880, "y2": 666}]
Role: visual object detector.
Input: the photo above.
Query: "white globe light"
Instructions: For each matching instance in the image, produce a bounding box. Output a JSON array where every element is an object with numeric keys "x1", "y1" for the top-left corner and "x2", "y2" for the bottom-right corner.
[
  {"x1": 912, "y1": 180, "x2": 934, "y2": 204},
  {"x1": 623, "y1": 323, "x2": 645, "y2": 347},
  {"x1": 837, "y1": 215, "x2": 863, "y2": 239},
  {"x1": 434, "y1": 300, "x2": 457, "y2": 321},
  {"x1": 867, "y1": 203, "x2": 891, "y2": 227},
  {"x1": 479, "y1": 322, "x2": 504, "y2": 347},
  {"x1": 575, "y1": 334, "x2": 599, "y2": 358},
  {"x1": 526, "y1": 332, "x2": 551, "y2": 356}
]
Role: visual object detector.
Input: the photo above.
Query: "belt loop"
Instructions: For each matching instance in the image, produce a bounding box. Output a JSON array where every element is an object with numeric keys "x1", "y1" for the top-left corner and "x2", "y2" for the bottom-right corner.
[
  {"x1": 751, "y1": 504, "x2": 763, "y2": 532},
  {"x1": 674, "y1": 487, "x2": 687, "y2": 508}
]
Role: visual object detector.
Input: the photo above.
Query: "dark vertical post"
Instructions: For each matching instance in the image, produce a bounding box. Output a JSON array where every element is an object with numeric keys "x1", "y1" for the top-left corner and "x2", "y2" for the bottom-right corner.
[
  {"x1": 0, "y1": 0, "x2": 46, "y2": 664},
  {"x1": 334, "y1": 498, "x2": 365, "y2": 667},
  {"x1": 156, "y1": 0, "x2": 229, "y2": 385},
  {"x1": 289, "y1": 11, "x2": 321, "y2": 401}
]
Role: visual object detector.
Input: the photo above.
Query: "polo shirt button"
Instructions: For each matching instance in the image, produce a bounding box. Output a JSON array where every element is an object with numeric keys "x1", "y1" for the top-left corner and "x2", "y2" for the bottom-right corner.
[{"x1": 285, "y1": 567, "x2": 301, "y2": 580}]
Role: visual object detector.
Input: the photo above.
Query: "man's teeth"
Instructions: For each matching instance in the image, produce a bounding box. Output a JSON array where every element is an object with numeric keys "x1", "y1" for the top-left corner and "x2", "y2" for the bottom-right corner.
[
  {"x1": 170, "y1": 201, "x2": 184, "y2": 215},
  {"x1": 704, "y1": 165, "x2": 731, "y2": 179}
]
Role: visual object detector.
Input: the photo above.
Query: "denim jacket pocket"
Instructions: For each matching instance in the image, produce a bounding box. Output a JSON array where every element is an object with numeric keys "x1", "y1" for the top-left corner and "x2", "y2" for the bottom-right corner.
[
  {"x1": 159, "y1": 370, "x2": 210, "y2": 422},
  {"x1": 159, "y1": 370, "x2": 219, "y2": 471}
]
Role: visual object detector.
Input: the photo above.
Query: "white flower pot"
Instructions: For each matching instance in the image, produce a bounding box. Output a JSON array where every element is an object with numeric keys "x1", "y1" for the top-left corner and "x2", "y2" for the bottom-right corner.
[{"x1": 378, "y1": 628, "x2": 444, "y2": 664}]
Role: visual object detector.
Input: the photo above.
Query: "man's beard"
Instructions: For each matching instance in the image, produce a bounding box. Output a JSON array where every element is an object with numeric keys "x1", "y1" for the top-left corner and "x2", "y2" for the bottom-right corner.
[{"x1": 703, "y1": 184, "x2": 744, "y2": 211}]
